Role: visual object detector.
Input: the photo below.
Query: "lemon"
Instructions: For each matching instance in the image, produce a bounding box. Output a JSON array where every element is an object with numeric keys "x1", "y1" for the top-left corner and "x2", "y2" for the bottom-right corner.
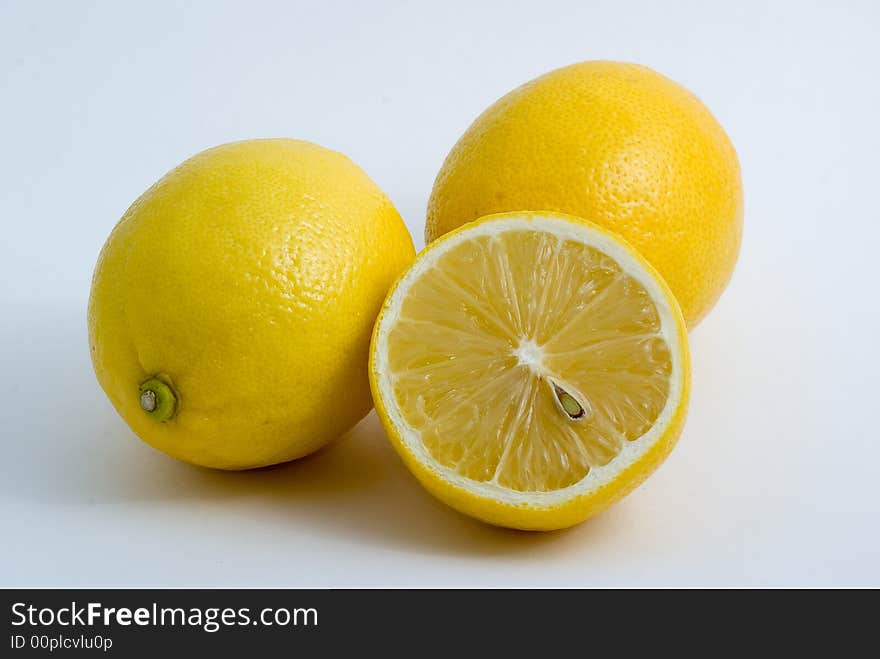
[
  {"x1": 427, "y1": 61, "x2": 743, "y2": 328},
  {"x1": 371, "y1": 212, "x2": 690, "y2": 530},
  {"x1": 89, "y1": 139, "x2": 415, "y2": 469}
]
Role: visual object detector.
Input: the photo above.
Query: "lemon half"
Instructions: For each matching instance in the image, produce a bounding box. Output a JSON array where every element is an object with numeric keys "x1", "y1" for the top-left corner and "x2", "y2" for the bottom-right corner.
[{"x1": 370, "y1": 212, "x2": 690, "y2": 530}]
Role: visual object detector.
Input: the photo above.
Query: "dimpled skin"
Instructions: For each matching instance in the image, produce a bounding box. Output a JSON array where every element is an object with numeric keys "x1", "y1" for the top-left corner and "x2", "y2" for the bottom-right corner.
[
  {"x1": 426, "y1": 61, "x2": 743, "y2": 328},
  {"x1": 88, "y1": 139, "x2": 415, "y2": 469}
]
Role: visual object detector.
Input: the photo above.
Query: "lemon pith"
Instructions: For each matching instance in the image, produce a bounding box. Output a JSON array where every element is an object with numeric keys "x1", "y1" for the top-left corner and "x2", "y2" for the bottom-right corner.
[
  {"x1": 89, "y1": 139, "x2": 415, "y2": 470},
  {"x1": 370, "y1": 212, "x2": 690, "y2": 530},
  {"x1": 426, "y1": 60, "x2": 742, "y2": 328}
]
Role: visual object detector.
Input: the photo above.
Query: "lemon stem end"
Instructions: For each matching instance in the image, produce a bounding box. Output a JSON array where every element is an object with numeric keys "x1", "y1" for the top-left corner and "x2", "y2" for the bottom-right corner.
[{"x1": 139, "y1": 377, "x2": 177, "y2": 422}]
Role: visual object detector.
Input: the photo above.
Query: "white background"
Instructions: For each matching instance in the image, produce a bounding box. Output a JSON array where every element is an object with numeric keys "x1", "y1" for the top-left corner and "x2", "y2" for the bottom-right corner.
[{"x1": 2, "y1": 0, "x2": 878, "y2": 587}]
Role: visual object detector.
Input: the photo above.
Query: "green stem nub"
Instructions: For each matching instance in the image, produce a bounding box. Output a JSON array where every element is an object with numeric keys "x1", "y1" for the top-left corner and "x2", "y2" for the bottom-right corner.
[{"x1": 139, "y1": 377, "x2": 177, "y2": 422}]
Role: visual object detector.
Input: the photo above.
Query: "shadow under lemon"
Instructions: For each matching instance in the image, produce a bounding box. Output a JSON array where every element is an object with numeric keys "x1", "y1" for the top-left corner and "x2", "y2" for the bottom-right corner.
[
  {"x1": 109, "y1": 412, "x2": 613, "y2": 557},
  {"x1": 4, "y1": 303, "x2": 631, "y2": 557}
]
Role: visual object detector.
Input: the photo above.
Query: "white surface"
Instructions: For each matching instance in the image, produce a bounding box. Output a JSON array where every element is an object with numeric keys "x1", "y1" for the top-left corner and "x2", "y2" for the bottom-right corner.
[{"x1": 1, "y1": 0, "x2": 878, "y2": 587}]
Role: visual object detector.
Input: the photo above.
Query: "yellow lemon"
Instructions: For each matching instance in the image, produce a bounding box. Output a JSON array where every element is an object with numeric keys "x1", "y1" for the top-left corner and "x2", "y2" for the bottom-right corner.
[
  {"x1": 89, "y1": 139, "x2": 415, "y2": 469},
  {"x1": 427, "y1": 61, "x2": 742, "y2": 328},
  {"x1": 371, "y1": 212, "x2": 690, "y2": 530}
]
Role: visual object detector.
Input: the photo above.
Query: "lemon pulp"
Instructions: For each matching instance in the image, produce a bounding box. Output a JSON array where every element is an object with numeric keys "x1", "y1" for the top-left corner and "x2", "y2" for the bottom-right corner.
[{"x1": 385, "y1": 222, "x2": 673, "y2": 493}]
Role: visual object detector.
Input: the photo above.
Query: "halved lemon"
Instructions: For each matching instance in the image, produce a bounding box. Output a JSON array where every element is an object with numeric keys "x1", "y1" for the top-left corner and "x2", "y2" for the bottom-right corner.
[{"x1": 370, "y1": 212, "x2": 690, "y2": 530}]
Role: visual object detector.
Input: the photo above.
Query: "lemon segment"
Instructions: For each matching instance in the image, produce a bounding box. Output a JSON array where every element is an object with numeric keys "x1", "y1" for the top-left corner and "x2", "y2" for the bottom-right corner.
[{"x1": 371, "y1": 212, "x2": 690, "y2": 530}]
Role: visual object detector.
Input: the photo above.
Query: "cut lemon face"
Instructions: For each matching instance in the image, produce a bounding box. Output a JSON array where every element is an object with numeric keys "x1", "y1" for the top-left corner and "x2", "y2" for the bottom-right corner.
[{"x1": 370, "y1": 212, "x2": 690, "y2": 530}]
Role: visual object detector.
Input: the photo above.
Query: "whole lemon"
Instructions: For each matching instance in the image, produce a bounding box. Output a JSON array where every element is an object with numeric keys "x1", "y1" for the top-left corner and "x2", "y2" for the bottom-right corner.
[
  {"x1": 89, "y1": 139, "x2": 415, "y2": 469},
  {"x1": 427, "y1": 61, "x2": 743, "y2": 328}
]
